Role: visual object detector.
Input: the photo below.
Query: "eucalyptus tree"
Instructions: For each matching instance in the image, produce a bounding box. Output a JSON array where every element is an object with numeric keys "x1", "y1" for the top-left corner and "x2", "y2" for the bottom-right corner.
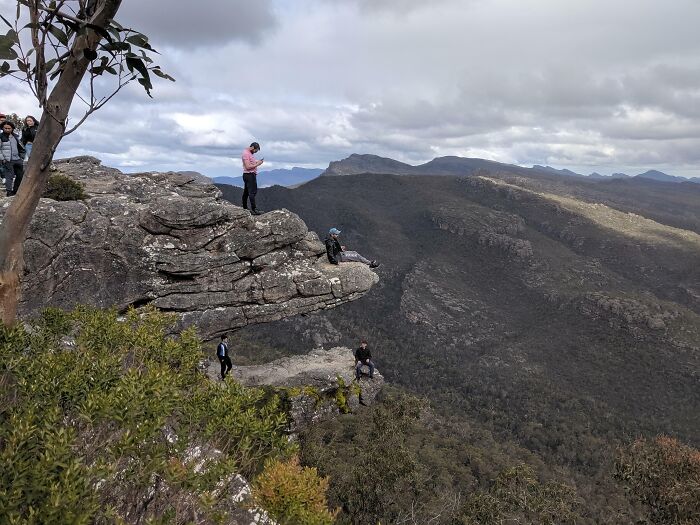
[{"x1": 0, "y1": 0, "x2": 173, "y2": 323}]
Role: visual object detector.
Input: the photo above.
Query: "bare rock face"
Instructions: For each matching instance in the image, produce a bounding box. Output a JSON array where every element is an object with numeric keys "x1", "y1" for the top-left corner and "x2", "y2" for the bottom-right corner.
[
  {"x1": 6, "y1": 157, "x2": 378, "y2": 338},
  {"x1": 209, "y1": 347, "x2": 385, "y2": 433}
]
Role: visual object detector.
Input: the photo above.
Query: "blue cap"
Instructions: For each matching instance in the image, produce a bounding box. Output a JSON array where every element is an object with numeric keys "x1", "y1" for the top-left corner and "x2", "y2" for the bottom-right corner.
[{"x1": 329, "y1": 228, "x2": 341, "y2": 235}]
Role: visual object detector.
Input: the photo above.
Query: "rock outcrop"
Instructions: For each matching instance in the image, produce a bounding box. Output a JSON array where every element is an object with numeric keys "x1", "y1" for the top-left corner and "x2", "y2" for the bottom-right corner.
[
  {"x1": 208, "y1": 347, "x2": 384, "y2": 433},
  {"x1": 4, "y1": 157, "x2": 378, "y2": 338}
]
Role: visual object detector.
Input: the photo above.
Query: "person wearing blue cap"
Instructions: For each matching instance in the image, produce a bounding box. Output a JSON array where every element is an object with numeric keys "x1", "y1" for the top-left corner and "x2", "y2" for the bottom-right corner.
[{"x1": 325, "y1": 227, "x2": 379, "y2": 268}]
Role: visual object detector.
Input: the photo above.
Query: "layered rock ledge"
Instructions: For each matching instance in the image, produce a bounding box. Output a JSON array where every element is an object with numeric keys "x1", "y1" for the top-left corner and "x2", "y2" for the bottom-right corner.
[
  {"x1": 208, "y1": 347, "x2": 385, "y2": 432},
  {"x1": 5, "y1": 157, "x2": 378, "y2": 338}
]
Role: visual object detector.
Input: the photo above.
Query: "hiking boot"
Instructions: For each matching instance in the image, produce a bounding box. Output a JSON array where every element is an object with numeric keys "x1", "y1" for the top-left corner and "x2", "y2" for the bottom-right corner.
[
  {"x1": 369, "y1": 260, "x2": 380, "y2": 268},
  {"x1": 252, "y1": 209, "x2": 264, "y2": 215}
]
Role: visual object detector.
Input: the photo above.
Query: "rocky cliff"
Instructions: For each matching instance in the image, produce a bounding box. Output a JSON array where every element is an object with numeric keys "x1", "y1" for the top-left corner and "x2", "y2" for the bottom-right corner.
[
  {"x1": 3, "y1": 157, "x2": 378, "y2": 339},
  {"x1": 209, "y1": 347, "x2": 385, "y2": 432}
]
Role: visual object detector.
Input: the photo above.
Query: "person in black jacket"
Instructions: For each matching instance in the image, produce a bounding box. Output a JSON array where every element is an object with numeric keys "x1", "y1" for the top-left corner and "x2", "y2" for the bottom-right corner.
[
  {"x1": 354, "y1": 340, "x2": 375, "y2": 380},
  {"x1": 21, "y1": 115, "x2": 38, "y2": 160},
  {"x1": 216, "y1": 334, "x2": 232, "y2": 380},
  {"x1": 325, "y1": 228, "x2": 379, "y2": 268}
]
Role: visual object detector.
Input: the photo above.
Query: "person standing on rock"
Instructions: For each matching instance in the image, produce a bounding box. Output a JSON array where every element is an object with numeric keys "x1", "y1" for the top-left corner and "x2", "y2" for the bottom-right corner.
[
  {"x1": 217, "y1": 334, "x2": 232, "y2": 380},
  {"x1": 241, "y1": 142, "x2": 264, "y2": 215},
  {"x1": 354, "y1": 340, "x2": 375, "y2": 380},
  {"x1": 0, "y1": 120, "x2": 25, "y2": 197},
  {"x1": 21, "y1": 115, "x2": 38, "y2": 161},
  {"x1": 325, "y1": 228, "x2": 379, "y2": 268}
]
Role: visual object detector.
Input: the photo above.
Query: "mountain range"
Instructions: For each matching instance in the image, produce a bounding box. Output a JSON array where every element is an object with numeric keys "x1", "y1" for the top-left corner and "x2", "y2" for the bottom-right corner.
[
  {"x1": 322, "y1": 153, "x2": 700, "y2": 183},
  {"x1": 213, "y1": 167, "x2": 324, "y2": 188}
]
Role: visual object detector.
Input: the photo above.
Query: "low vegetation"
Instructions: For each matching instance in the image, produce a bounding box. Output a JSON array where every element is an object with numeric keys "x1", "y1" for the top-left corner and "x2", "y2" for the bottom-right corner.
[
  {"x1": 0, "y1": 306, "x2": 334, "y2": 524},
  {"x1": 43, "y1": 174, "x2": 87, "y2": 201}
]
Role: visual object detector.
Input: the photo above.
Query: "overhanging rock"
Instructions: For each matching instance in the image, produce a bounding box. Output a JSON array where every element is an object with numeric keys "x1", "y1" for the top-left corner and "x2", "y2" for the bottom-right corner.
[{"x1": 8, "y1": 157, "x2": 378, "y2": 338}]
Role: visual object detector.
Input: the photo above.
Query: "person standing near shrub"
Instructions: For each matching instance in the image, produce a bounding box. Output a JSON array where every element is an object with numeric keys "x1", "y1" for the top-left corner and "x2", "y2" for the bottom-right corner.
[
  {"x1": 21, "y1": 115, "x2": 38, "y2": 161},
  {"x1": 241, "y1": 141, "x2": 264, "y2": 215},
  {"x1": 217, "y1": 334, "x2": 233, "y2": 380},
  {"x1": 0, "y1": 120, "x2": 25, "y2": 197}
]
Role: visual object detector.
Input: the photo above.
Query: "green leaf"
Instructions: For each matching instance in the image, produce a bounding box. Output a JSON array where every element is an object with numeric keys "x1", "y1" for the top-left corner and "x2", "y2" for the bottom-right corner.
[
  {"x1": 126, "y1": 34, "x2": 152, "y2": 51},
  {"x1": 0, "y1": 13, "x2": 12, "y2": 28},
  {"x1": 101, "y1": 41, "x2": 129, "y2": 53},
  {"x1": 47, "y1": 24, "x2": 68, "y2": 46},
  {"x1": 125, "y1": 55, "x2": 149, "y2": 80},
  {"x1": 151, "y1": 68, "x2": 175, "y2": 82},
  {"x1": 0, "y1": 45, "x2": 17, "y2": 60}
]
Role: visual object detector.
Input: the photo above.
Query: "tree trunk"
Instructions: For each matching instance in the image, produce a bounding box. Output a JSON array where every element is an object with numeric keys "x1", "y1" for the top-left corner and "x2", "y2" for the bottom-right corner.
[{"x1": 0, "y1": 0, "x2": 122, "y2": 325}]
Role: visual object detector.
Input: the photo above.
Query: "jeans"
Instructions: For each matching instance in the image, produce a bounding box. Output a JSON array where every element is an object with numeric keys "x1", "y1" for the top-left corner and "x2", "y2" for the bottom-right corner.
[
  {"x1": 1, "y1": 161, "x2": 23, "y2": 195},
  {"x1": 339, "y1": 251, "x2": 371, "y2": 265},
  {"x1": 218, "y1": 355, "x2": 232, "y2": 379},
  {"x1": 356, "y1": 359, "x2": 375, "y2": 379},
  {"x1": 242, "y1": 172, "x2": 258, "y2": 210},
  {"x1": 24, "y1": 142, "x2": 32, "y2": 160}
]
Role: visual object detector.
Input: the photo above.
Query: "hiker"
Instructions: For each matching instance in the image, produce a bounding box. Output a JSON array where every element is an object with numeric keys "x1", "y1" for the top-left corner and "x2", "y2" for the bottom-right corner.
[
  {"x1": 354, "y1": 340, "x2": 375, "y2": 380},
  {"x1": 241, "y1": 141, "x2": 264, "y2": 215},
  {"x1": 217, "y1": 334, "x2": 232, "y2": 380},
  {"x1": 0, "y1": 120, "x2": 25, "y2": 197},
  {"x1": 21, "y1": 115, "x2": 38, "y2": 161},
  {"x1": 325, "y1": 228, "x2": 379, "y2": 268}
]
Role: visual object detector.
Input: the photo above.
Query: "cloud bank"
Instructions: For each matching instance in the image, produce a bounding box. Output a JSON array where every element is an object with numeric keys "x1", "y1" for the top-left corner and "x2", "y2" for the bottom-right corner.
[{"x1": 2, "y1": 0, "x2": 699, "y2": 177}]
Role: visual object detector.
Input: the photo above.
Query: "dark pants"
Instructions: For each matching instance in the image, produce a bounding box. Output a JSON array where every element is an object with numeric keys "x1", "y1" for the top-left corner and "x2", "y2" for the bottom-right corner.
[
  {"x1": 218, "y1": 355, "x2": 232, "y2": 379},
  {"x1": 1, "y1": 161, "x2": 24, "y2": 196},
  {"x1": 242, "y1": 172, "x2": 258, "y2": 210},
  {"x1": 356, "y1": 360, "x2": 375, "y2": 379}
]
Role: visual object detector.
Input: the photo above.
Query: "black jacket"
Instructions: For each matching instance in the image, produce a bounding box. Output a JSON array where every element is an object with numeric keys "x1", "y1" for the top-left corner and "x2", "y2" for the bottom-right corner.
[
  {"x1": 325, "y1": 236, "x2": 342, "y2": 265},
  {"x1": 355, "y1": 346, "x2": 372, "y2": 362},
  {"x1": 21, "y1": 124, "x2": 38, "y2": 146}
]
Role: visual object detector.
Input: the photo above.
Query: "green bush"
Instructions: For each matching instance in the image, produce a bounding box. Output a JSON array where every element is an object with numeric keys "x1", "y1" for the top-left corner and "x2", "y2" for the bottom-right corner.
[
  {"x1": 0, "y1": 306, "x2": 295, "y2": 524},
  {"x1": 615, "y1": 436, "x2": 700, "y2": 524},
  {"x1": 458, "y1": 464, "x2": 581, "y2": 525},
  {"x1": 251, "y1": 455, "x2": 338, "y2": 525},
  {"x1": 43, "y1": 174, "x2": 87, "y2": 201}
]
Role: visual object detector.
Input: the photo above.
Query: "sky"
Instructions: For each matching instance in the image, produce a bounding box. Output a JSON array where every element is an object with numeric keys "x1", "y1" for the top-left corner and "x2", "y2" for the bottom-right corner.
[{"x1": 2, "y1": 0, "x2": 700, "y2": 178}]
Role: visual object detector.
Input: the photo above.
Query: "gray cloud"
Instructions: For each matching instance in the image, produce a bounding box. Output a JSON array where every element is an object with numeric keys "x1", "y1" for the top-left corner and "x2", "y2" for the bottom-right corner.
[
  {"x1": 4, "y1": 0, "x2": 700, "y2": 178},
  {"x1": 117, "y1": 0, "x2": 277, "y2": 47}
]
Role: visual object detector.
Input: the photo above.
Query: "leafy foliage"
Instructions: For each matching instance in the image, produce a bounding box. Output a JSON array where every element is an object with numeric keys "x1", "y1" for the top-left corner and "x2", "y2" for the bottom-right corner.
[
  {"x1": 615, "y1": 436, "x2": 700, "y2": 524},
  {"x1": 0, "y1": 2, "x2": 173, "y2": 133},
  {"x1": 251, "y1": 455, "x2": 338, "y2": 525},
  {"x1": 0, "y1": 306, "x2": 294, "y2": 523},
  {"x1": 43, "y1": 174, "x2": 87, "y2": 201},
  {"x1": 301, "y1": 391, "x2": 583, "y2": 524},
  {"x1": 458, "y1": 464, "x2": 581, "y2": 525}
]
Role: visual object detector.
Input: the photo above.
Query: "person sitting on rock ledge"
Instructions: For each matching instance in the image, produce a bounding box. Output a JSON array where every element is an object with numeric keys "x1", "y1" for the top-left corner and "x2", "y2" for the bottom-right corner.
[
  {"x1": 325, "y1": 228, "x2": 379, "y2": 268},
  {"x1": 354, "y1": 339, "x2": 375, "y2": 380},
  {"x1": 217, "y1": 334, "x2": 232, "y2": 380}
]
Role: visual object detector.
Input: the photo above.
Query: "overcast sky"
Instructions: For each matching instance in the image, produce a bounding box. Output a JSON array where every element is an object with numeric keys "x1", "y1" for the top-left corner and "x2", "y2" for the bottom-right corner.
[{"x1": 3, "y1": 0, "x2": 700, "y2": 178}]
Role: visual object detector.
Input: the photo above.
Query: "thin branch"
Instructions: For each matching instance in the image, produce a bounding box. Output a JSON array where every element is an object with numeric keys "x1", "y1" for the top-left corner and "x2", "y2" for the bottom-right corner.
[{"x1": 63, "y1": 78, "x2": 133, "y2": 136}]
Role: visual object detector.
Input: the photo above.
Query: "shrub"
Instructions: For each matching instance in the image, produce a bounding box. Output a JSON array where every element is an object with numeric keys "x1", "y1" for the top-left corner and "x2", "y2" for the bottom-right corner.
[
  {"x1": 615, "y1": 435, "x2": 700, "y2": 524},
  {"x1": 251, "y1": 455, "x2": 338, "y2": 525},
  {"x1": 43, "y1": 174, "x2": 87, "y2": 201},
  {"x1": 0, "y1": 306, "x2": 294, "y2": 524},
  {"x1": 459, "y1": 464, "x2": 581, "y2": 525}
]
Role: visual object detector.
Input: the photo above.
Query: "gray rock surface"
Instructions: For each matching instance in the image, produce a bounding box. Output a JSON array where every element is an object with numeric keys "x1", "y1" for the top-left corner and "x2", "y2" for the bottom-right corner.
[
  {"x1": 208, "y1": 347, "x2": 384, "y2": 432},
  {"x1": 4, "y1": 157, "x2": 378, "y2": 338}
]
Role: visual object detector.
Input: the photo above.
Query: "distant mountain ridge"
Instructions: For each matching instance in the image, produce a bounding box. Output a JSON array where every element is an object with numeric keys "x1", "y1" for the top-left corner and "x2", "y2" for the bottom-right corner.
[
  {"x1": 321, "y1": 153, "x2": 699, "y2": 183},
  {"x1": 214, "y1": 167, "x2": 324, "y2": 188}
]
